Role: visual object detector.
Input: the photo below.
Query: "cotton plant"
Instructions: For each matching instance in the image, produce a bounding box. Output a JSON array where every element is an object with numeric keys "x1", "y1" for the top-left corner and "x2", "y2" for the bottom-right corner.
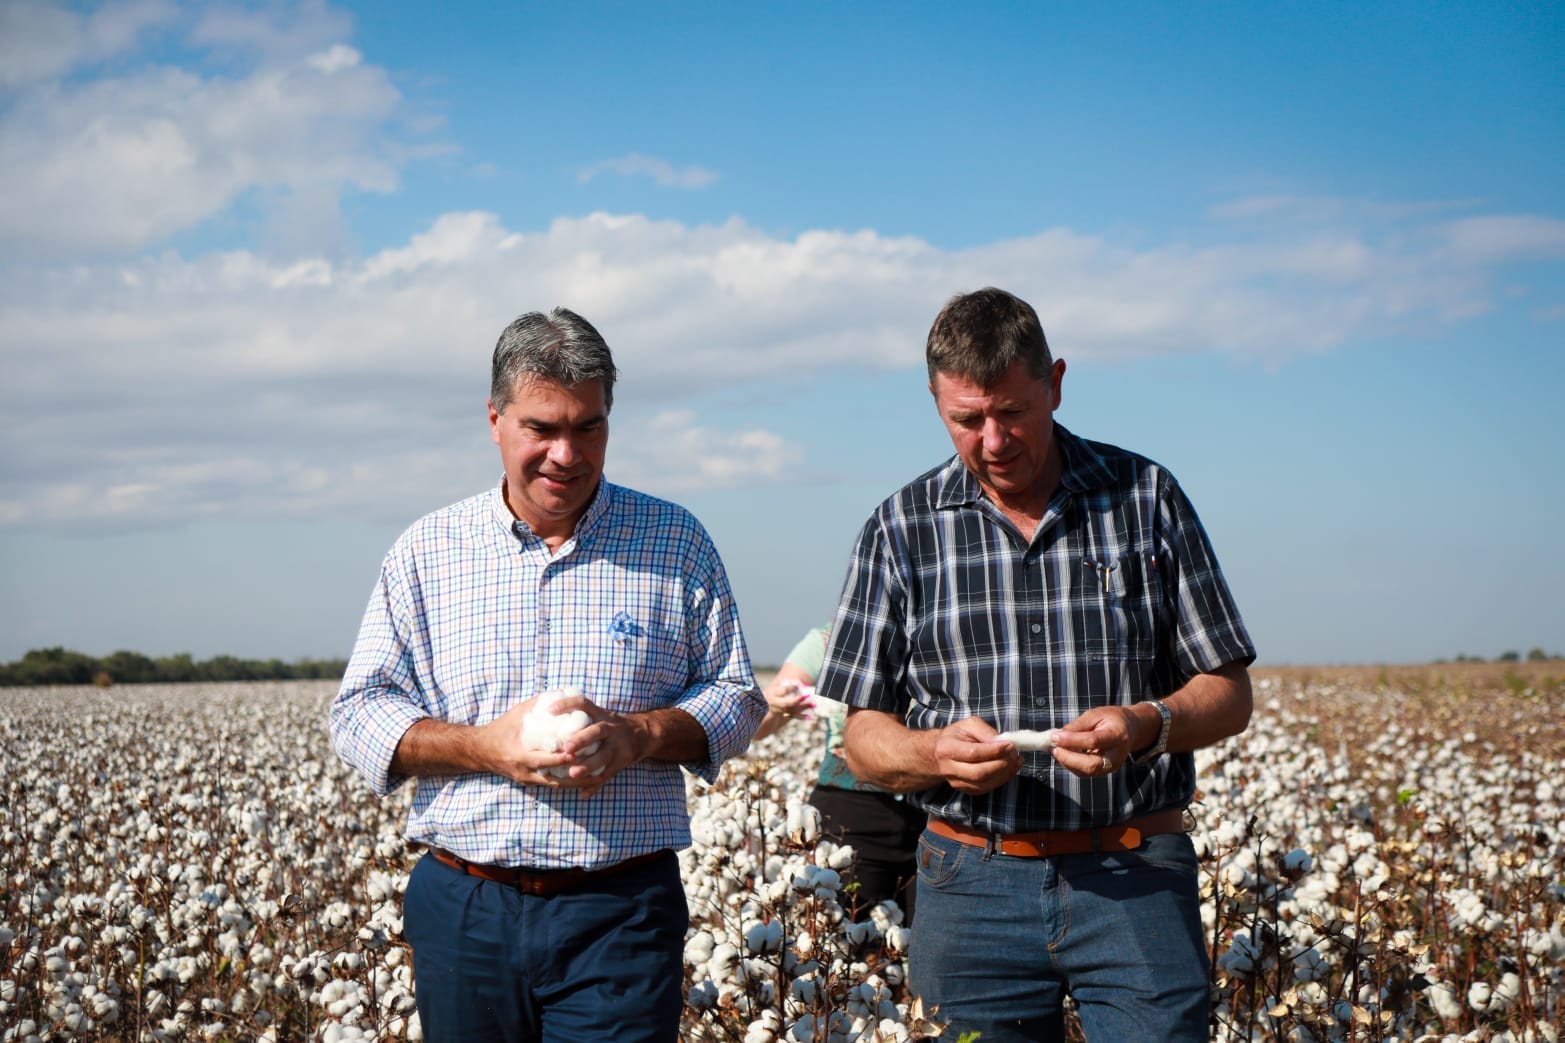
[
  {"x1": 680, "y1": 752, "x2": 931, "y2": 1042},
  {"x1": 0, "y1": 675, "x2": 1561, "y2": 1040}
]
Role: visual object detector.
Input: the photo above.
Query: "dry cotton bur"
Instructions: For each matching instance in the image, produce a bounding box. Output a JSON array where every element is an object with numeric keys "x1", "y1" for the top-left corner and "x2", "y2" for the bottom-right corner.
[{"x1": 0, "y1": 664, "x2": 1560, "y2": 1041}]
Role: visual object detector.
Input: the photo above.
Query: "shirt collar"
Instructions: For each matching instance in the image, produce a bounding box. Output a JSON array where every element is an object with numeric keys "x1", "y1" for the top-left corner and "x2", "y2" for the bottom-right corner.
[
  {"x1": 487, "y1": 475, "x2": 616, "y2": 545},
  {"x1": 934, "y1": 423, "x2": 1116, "y2": 509}
]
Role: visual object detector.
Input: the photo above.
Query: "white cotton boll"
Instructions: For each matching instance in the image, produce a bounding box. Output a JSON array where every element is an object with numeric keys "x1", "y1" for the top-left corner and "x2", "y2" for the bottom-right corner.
[
  {"x1": 1291, "y1": 945, "x2": 1327, "y2": 982},
  {"x1": 789, "y1": 976, "x2": 820, "y2": 1005},
  {"x1": 786, "y1": 802, "x2": 821, "y2": 845},
  {"x1": 1492, "y1": 972, "x2": 1521, "y2": 1009},
  {"x1": 788, "y1": 1015, "x2": 820, "y2": 1041},
  {"x1": 685, "y1": 931, "x2": 715, "y2": 966},
  {"x1": 821, "y1": 843, "x2": 855, "y2": 871},
  {"x1": 708, "y1": 942, "x2": 738, "y2": 974},
  {"x1": 877, "y1": 1018, "x2": 911, "y2": 1042},
  {"x1": 1215, "y1": 819, "x2": 1246, "y2": 848},
  {"x1": 1426, "y1": 981, "x2": 1463, "y2": 1021},
  {"x1": 744, "y1": 1009, "x2": 783, "y2": 1043},
  {"x1": 793, "y1": 865, "x2": 841, "y2": 896},
  {"x1": 843, "y1": 921, "x2": 875, "y2": 946},
  {"x1": 1217, "y1": 934, "x2": 1259, "y2": 976},
  {"x1": 1297, "y1": 981, "x2": 1328, "y2": 1007},
  {"x1": 1526, "y1": 925, "x2": 1565, "y2": 961},
  {"x1": 744, "y1": 920, "x2": 783, "y2": 955},
  {"x1": 520, "y1": 687, "x2": 603, "y2": 777},
  {"x1": 1222, "y1": 863, "x2": 1255, "y2": 891},
  {"x1": 1468, "y1": 980, "x2": 1492, "y2": 1011}
]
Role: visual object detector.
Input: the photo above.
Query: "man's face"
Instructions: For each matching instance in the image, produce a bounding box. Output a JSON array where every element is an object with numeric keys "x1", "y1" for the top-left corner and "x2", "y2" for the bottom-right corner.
[
  {"x1": 931, "y1": 357, "x2": 1066, "y2": 512},
  {"x1": 489, "y1": 376, "x2": 609, "y2": 542}
]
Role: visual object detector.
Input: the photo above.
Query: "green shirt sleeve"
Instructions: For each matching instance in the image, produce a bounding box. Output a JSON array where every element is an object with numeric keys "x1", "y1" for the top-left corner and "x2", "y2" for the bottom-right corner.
[{"x1": 782, "y1": 625, "x2": 829, "y2": 680}]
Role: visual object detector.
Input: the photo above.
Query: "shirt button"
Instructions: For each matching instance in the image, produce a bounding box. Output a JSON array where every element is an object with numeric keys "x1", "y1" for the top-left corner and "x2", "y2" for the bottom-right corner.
[{"x1": 1030, "y1": 623, "x2": 1041, "y2": 633}]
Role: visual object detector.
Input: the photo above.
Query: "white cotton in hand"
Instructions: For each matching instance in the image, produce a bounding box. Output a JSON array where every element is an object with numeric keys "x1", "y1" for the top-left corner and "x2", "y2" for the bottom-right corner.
[
  {"x1": 995, "y1": 728, "x2": 1057, "y2": 752},
  {"x1": 522, "y1": 686, "x2": 603, "y2": 777}
]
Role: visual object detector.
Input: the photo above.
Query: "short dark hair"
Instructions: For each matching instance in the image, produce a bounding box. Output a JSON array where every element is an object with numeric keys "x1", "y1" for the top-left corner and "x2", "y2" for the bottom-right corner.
[
  {"x1": 925, "y1": 287, "x2": 1052, "y2": 386},
  {"x1": 490, "y1": 308, "x2": 619, "y2": 413}
]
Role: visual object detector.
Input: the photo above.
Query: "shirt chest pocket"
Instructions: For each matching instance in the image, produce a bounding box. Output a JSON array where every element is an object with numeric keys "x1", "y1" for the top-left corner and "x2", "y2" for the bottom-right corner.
[
  {"x1": 1078, "y1": 550, "x2": 1163, "y2": 669},
  {"x1": 577, "y1": 616, "x2": 690, "y2": 714}
]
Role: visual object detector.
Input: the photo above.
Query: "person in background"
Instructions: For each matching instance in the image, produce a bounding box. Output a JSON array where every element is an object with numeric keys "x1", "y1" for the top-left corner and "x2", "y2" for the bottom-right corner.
[
  {"x1": 330, "y1": 307, "x2": 765, "y2": 1043},
  {"x1": 758, "y1": 623, "x2": 923, "y2": 922},
  {"x1": 820, "y1": 287, "x2": 1254, "y2": 1042}
]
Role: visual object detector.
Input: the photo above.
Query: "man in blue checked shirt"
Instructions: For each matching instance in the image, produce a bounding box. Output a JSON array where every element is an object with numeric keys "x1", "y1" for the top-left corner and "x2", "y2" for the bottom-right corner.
[
  {"x1": 330, "y1": 307, "x2": 765, "y2": 1043},
  {"x1": 820, "y1": 287, "x2": 1256, "y2": 1043}
]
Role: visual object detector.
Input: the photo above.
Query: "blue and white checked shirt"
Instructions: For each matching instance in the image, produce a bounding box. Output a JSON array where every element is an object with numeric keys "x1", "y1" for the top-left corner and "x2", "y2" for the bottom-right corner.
[
  {"x1": 817, "y1": 424, "x2": 1254, "y2": 833},
  {"x1": 330, "y1": 477, "x2": 764, "y2": 869}
]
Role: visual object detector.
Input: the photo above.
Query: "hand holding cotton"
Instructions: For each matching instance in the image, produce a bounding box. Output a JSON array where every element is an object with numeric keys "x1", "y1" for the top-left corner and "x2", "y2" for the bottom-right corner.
[{"x1": 521, "y1": 686, "x2": 604, "y2": 777}]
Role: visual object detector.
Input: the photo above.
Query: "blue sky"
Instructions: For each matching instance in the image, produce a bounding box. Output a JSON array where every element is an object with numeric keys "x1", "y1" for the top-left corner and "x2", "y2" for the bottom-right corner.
[{"x1": 2, "y1": 0, "x2": 1562, "y2": 667}]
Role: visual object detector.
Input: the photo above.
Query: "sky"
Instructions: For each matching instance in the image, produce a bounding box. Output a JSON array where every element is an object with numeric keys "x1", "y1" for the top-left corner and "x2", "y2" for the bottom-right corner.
[{"x1": 1, "y1": 0, "x2": 1562, "y2": 668}]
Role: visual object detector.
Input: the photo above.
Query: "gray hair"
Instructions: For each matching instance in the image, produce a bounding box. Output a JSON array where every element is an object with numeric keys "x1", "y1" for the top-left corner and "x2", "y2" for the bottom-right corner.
[
  {"x1": 926, "y1": 287, "x2": 1052, "y2": 387},
  {"x1": 490, "y1": 308, "x2": 619, "y2": 413}
]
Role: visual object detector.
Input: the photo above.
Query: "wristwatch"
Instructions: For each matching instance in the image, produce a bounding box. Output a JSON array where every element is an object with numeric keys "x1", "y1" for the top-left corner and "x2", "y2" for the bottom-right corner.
[{"x1": 1132, "y1": 699, "x2": 1172, "y2": 763}]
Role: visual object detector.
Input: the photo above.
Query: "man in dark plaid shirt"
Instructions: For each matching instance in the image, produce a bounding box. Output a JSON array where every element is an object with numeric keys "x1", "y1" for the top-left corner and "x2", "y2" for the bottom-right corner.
[{"x1": 817, "y1": 287, "x2": 1255, "y2": 1042}]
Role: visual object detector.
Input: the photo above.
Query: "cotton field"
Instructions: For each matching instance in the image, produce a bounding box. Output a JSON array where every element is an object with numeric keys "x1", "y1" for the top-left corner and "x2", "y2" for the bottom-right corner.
[{"x1": 0, "y1": 667, "x2": 1560, "y2": 1042}]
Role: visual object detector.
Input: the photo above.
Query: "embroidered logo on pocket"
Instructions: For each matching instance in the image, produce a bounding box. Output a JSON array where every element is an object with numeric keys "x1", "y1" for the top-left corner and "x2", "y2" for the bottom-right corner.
[{"x1": 607, "y1": 611, "x2": 641, "y2": 644}]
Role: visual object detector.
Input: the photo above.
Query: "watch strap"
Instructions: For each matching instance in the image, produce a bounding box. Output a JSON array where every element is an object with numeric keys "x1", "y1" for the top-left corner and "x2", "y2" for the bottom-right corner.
[{"x1": 1132, "y1": 699, "x2": 1172, "y2": 763}]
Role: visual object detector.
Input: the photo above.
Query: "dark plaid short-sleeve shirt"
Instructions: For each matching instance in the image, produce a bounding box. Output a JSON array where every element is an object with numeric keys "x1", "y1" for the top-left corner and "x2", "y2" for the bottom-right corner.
[{"x1": 817, "y1": 424, "x2": 1255, "y2": 833}]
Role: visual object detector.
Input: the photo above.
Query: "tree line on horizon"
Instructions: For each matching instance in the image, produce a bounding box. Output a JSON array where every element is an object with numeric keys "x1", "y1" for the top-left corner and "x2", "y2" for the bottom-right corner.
[
  {"x1": 0, "y1": 647, "x2": 348, "y2": 687},
  {"x1": 1, "y1": 645, "x2": 1558, "y2": 689}
]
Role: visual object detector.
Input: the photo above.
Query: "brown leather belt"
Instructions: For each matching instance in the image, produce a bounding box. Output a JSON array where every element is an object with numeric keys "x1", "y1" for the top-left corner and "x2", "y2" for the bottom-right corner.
[
  {"x1": 429, "y1": 847, "x2": 667, "y2": 896},
  {"x1": 927, "y1": 808, "x2": 1187, "y2": 858}
]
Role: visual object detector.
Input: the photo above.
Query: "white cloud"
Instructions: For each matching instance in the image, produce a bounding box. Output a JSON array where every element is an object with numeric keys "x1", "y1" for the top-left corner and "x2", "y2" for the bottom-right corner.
[
  {"x1": 0, "y1": 7, "x2": 403, "y2": 257},
  {"x1": 306, "y1": 43, "x2": 362, "y2": 74},
  {"x1": 0, "y1": 0, "x2": 175, "y2": 88},
  {"x1": 577, "y1": 152, "x2": 719, "y2": 189},
  {"x1": 613, "y1": 411, "x2": 805, "y2": 495},
  {"x1": 1436, "y1": 215, "x2": 1565, "y2": 265},
  {"x1": 3, "y1": 200, "x2": 1561, "y2": 530}
]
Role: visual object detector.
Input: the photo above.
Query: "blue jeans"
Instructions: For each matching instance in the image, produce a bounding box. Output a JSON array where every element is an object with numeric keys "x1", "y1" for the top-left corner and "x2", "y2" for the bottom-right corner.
[
  {"x1": 909, "y1": 827, "x2": 1209, "y2": 1042},
  {"x1": 402, "y1": 850, "x2": 687, "y2": 1043}
]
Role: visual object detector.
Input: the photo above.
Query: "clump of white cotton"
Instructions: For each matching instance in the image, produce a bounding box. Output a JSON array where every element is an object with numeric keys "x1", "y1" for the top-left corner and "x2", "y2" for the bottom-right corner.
[
  {"x1": 995, "y1": 728, "x2": 1057, "y2": 753},
  {"x1": 521, "y1": 686, "x2": 603, "y2": 777}
]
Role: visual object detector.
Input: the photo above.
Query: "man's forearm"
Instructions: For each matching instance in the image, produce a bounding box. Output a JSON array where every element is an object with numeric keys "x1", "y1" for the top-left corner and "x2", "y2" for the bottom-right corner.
[
  {"x1": 390, "y1": 717, "x2": 493, "y2": 777},
  {"x1": 1129, "y1": 660, "x2": 1253, "y2": 754},
  {"x1": 841, "y1": 709, "x2": 943, "y2": 792},
  {"x1": 628, "y1": 707, "x2": 710, "y2": 763}
]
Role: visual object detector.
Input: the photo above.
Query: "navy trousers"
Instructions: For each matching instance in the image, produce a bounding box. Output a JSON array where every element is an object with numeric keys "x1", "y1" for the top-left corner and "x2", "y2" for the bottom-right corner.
[{"x1": 402, "y1": 849, "x2": 687, "y2": 1043}]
